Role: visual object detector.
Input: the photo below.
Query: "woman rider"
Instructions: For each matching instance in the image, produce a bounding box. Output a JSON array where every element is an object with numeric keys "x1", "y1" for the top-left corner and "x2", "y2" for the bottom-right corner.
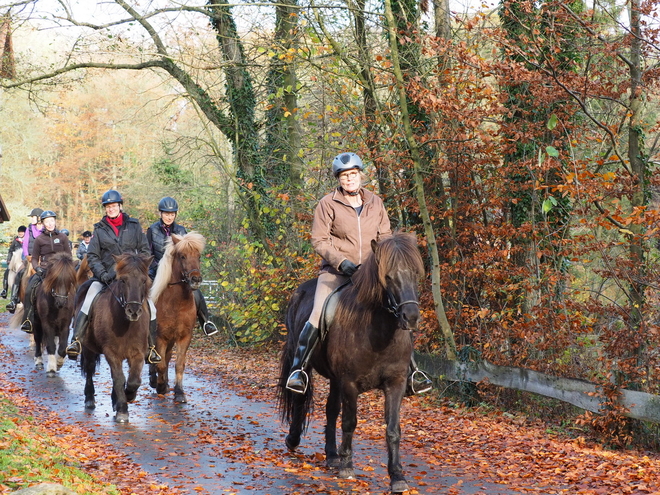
[
  {"x1": 146, "y1": 196, "x2": 218, "y2": 336},
  {"x1": 20, "y1": 211, "x2": 70, "y2": 333},
  {"x1": 6, "y1": 208, "x2": 43, "y2": 313},
  {"x1": 285, "y1": 152, "x2": 433, "y2": 395},
  {"x1": 65, "y1": 190, "x2": 161, "y2": 364},
  {"x1": 1, "y1": 225, "x2": 26, "y2": 299}
]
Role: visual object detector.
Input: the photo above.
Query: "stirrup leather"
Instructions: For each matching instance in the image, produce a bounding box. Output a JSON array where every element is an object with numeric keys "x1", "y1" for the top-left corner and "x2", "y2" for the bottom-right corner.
[
  {"x1": 286, "y1": 369, "x2": 310, "y2": 394},
  {"x1": 409, "y1": 369, "x2": 433, "y2": 395}
]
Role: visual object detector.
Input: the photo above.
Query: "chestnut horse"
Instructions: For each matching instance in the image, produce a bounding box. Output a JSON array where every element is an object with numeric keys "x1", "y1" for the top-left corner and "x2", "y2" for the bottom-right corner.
[
  {"x1": 148, "y1": 232, "x2": 205, "y2": 403},
  {"x1": 278, "y1": 232, "x2": 424, "y2": 494},
  {"x1": 33, "y1": 252, "x2": 77, "y2": 376},
  {"x1": 78, "y1": 253, "x2": 152, "y2": 423}
]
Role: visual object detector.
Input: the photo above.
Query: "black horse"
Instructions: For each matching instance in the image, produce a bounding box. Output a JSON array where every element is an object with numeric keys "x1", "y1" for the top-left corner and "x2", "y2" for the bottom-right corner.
[
  {"x1": 33, "y1": 252, "x2": 77, "y2": 376},
  {"x1": 278, "y1": 231, "x2": 424, "y2": 494},
  {"x1": 77, "y1": 253, "x2": 152, "y2": 423}
]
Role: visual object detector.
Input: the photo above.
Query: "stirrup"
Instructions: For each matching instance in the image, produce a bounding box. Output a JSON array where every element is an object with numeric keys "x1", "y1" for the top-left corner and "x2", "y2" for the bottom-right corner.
[
  {"x1": 146, "y1": 347, "x2": 162, "y2": 364},
  {"x1": 203, "y1": 321, "x2": 218, "y2": 336},
  {"x1": 21, "y1": 320, "x2": 33, "y2": 334},
  {"x1": 285, "y1": 369, "x2": 309, "y2": 394},
  {"x1": 408, "y1": 370, "x2": 433, "y2": 395},
  {"x1": 66, "y1": 340, "x2": 82, "y2": 359}
]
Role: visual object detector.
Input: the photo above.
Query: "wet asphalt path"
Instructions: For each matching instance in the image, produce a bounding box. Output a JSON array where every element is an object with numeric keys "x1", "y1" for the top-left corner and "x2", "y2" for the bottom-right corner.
[{"x1": 0, "y1": 315, "x2": 525, "y2": 494}]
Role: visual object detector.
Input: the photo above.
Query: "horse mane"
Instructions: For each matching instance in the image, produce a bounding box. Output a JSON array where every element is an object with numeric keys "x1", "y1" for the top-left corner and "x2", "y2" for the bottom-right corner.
[
  {"x1": 76, "y1": 255, "x2": 92, "y2": 287},
  {"x1": 8, "y1": 248, "x2": 23, "y2": 272},
  {"x1": 116, "y1": 253, "x2": 152, "y2": 279},
  {"x1": 151, "y1": 232, "x2": 206, "y2": 303},
  {"x1": 42, "y1": 252, "x2": 76, "y2": 294},
  {"x1": 344, "y1": 231, "x2": 424, "y2": 312}
]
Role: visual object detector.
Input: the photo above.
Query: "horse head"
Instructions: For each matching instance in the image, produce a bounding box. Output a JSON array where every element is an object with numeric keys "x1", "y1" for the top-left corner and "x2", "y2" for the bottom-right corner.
[
  {"x1": 370, "y1": 233, "x2": 424, "y2": 331},
  {"x1": 42, "y1": 253, "x2": 77, "y2": 309},
  {"x1": 170, "y1": 233, "x2": 205, "y2": 290},
  {"x1": 113, "y1": 254, "x2": 153, "y2": 321}
]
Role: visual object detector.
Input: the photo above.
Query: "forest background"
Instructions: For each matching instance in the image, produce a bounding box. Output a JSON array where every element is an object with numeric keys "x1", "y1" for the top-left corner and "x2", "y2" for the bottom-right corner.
[{"x1": 1, "y1": 0, "x2": 660, "y2": 448}]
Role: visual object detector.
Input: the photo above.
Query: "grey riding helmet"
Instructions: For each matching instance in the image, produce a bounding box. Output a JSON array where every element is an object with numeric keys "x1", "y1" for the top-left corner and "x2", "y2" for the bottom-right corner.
[
  {"x1": 332, "y1": 152, "x2": 364, "y2": 177},
  {"x1": 158, "y1": 196, "x2": 179, "y2": 212},
  {"x1": 101, "y1": 189, "x2": 123, "y2": 205}
]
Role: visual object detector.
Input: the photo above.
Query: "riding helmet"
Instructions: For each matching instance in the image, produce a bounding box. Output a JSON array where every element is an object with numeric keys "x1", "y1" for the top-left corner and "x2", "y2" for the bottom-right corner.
[
  {"x1": 158, "y1": 196, "x2": 179, "y2": 212},
  {"x1": 60, "y1": 229, "x2": 70, "y2": 236},
  {"x1": 332, "y1": 153, "x2": 364, "y2": 177},
  {"x1": 18, "y1": 225, "x2": 27, "y2": 233},
  {"x1": 101, "y1": 189, "x2": 123, "y2": 205},
  {"x1": 40, "y1": 210, "x2": 57, "y2": 221},
  {"x1": 28, "y1": 208, "x2": 44, "y2": 217},
  {"x1": 82, "y1": 230, "x2": 92, "y2": 238}
]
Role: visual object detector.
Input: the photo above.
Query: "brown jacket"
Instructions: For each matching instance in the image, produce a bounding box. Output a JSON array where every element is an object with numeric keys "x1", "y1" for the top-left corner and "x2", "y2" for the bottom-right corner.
[
  {"x1": 312, "y1": 187, "x2": 391, "y2": 274},
  {"x1": 31, "y1": 230, "x2": 71, "y2": 269}
]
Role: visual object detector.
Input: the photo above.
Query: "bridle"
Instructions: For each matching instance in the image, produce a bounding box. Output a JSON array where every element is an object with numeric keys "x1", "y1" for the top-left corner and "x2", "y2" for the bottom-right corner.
[
  {"x1": 168, "y1": 267, "x2": 200, "y2": 287},
  {"x1": 385, "y1": 290, "x2": 419, "y2": 319},
  {"x1": 108, "y1": 278, "x2": 146, "y2": 309}
]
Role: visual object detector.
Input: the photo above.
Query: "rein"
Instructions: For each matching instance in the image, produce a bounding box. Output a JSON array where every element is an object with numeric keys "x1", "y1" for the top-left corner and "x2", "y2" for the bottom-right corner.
[{"x1": 385, "y1": 291, "x2": 419, "y2": 319}]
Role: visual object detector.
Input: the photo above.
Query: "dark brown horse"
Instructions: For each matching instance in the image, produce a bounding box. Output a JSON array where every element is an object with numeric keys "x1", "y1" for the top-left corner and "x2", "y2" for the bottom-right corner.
[
  {"x1": 33, "y1": 253, "x2": 77, "y2": 376},
  {"x1": 78, "y1": 253, "x2": 152, "y2": 423},
  {"x1": 278, "y1": 232, "x2": 424, "y2": 494},
  {"x1": 148, "y1": 232, "x2": 205, "y2": 403}
]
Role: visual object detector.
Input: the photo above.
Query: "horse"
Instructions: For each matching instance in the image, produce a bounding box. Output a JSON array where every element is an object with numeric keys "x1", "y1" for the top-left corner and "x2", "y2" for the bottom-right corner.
[
  {"x1": 148, "y1": 232, "x2": 205, "y2": 403},
  {"x1": 78, "y1": 253, "x2": 153, "y2": 423},
  {"x1": 278, "y1": 232, "x2": 424, "y2": 494},
  {"x1": 9, "y1": 258, "x2": 35, "y2": 331},
  {"x1": 33, "y1": 253, "x2": 77, "y2": 376},
  {"x1": 7, "y1": 248, "x2": 23, "y2": 298},
  {"x1": 76, "y1": 254, "x2": 93, "y2": 285}
]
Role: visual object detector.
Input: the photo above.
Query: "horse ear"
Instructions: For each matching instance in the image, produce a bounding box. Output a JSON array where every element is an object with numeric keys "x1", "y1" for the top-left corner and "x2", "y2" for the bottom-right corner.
[
  {"x1": 172, "y1": 234, "x2": 181, "y2": 245},
  {"x1": 112, "y1": 254, "x2": 121, "y2": 263},
  {"x1": 144, "y1": 255, "x2": 154, "y2": 268},
  {"x1": 371, "y1": 239, "x2": 378, "y2": 252}
]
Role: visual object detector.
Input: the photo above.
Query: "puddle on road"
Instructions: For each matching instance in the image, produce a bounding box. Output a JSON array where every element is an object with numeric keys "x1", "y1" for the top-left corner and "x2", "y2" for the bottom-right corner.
[{"x1": 0, "y1": 319, "x2": 523, "y2": 495}]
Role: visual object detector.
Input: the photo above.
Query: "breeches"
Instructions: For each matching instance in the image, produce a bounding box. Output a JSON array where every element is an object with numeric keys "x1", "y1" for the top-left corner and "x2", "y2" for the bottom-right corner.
[{"x1": 308, "y1": 271, "x2": 349, "y2": 328}]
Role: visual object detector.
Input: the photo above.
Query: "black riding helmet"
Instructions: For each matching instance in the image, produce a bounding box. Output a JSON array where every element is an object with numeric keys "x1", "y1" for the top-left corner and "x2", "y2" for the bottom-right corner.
[
  {"x1": 158, "y1": 196, "x2": 179, "y2": 212},
  {"x1": 101, "y1": 189, "x2": 123, "y2": 205},
  {"x1": 40, "y1": 210, "x2": 57, "y2": 221},
  {"x1": 28, "y1": 208, "x2": 44, "y2": 217}
]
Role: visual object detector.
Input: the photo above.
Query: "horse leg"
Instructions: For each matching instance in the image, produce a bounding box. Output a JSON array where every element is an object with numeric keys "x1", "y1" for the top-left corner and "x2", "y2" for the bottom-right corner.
[
  {"x1": 44, "y1": 324, "x2": 58, "y2": 377},
  {"x1": 155, "y1": 342, "x2": 174, "y2": 396},
  {"x1": 325, "y1": 379, "x2": 341, "y2": 468},
  {"x1": 33, "y1": 325, "x2": 43, "y2": 370},
  {"x1": 384, "y1": 386, "x2": 409, "y2": 493},
  {"x1": 82, "y1": 350, "x2": 97, "y2": 410},
  {"x1": 149, "y1": 363, "x2": 157, "y2": 389},
  {"x1": 106, "y1": 356, "x2": 129, "y2": 423},
  {"x1": 125, "y1": 355, "x2": 144, "y2": 404},
  {"x1": 173, "y1": 336, "x2": 192, "y2": 403},
  {"x1": 338, "y1": 385, "x2": 359, "y2": 480}
]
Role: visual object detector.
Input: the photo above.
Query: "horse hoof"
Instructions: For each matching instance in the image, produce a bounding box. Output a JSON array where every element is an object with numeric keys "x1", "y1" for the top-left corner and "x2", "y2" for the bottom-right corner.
[
  {"x1": 390, "y1": 480, "x2": 409, "y2": 493},
  {"x1": 339, "y1": 468, "x2": 355, "y2": 479},
  {"x1": 46, "y1": 370, "x2": 56, "y2": 378},
  {"x1": 149, "y1": 376, "x2": 157, "y2": 389},
  {"x1": 115, "y1": 413, "x2": 129, "y2": 423},
  {"x1": 84, "y1": 400, "x2": 96, "y2": 410},
  {"x1": 326, "y1": 456, "x2": 341, "y2": 468},
  {"x1": 285, "y1": 434, "x2": 299, "y2": 451},
  {"x1": 174, "y1": 393, "x2": 187, "y2": 404},
  {"x1": 156, "y1": 384, "x2": 168, "y2": 395},
  {"x1": 35, "y1": 363, "x2": 44, "y2": 370}
]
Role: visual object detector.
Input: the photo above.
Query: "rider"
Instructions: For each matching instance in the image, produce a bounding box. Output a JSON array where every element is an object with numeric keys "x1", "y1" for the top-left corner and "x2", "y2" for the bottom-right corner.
[
  {"x1": 65, "y1": 190, "x2": 161, "y2": 364},
  {"x1": 60, "y1": 229, "x2": 73, "y2": 251},
  {"x1": 2, "y1": 225, "x2": 26, "y2": 299},
  {"x1": 6, "y1": 208, "x2": 43, "y2": 313},
  {"x1": 285, "y1": 152, "x2": 433, "y2": 395},
  {"x1": 76, "y1": 231, "x2": 92, "y2": 260},
  {"x1": 146, "y1": 196, "x2": 218, "y2": 337},
  {"x1": 20, "y1": 211, "x2": 71, "y2": 333}
]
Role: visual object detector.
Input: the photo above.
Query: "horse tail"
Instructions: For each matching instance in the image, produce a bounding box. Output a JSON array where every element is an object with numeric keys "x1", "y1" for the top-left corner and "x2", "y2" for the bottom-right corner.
[
  {"x1": 9, "y1": 305, "x2": 24, "y2": 331},
  {"x1": 277, "y1": 282, "x2": 315, "y2": 430},
  {"x1": 80, "y1": 350, "x2": 101, "y2": 378}
]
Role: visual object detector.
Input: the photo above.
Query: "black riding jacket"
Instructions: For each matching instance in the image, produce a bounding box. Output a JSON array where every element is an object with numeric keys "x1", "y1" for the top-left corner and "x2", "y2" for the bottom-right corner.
[
  {"x1": 87, "y1": 213, "x2": 151, "y2": 281},
  {"x1": 31, "y1": 229, "x2": 71, "y2": 270},
  {"x1": 146, "y1": 220, "x2": 187, "y2": 279}
]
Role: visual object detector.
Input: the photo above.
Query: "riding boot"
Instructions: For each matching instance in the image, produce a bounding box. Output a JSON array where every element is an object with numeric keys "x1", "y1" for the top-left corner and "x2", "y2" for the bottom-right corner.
[
  {"x1": 6, "y1": 296, "x2": 17, "y2": 314},
  {"x1": 66, "y1": 312, "x2": 89, "y2": 359},
  {"x1": 194, "y1": 289, "x2": 218, "y2": 336},
  {"x1": 285, "y1": 322, "x2": 320, "y2": 394},
  {"x1": 146, "y1": 319, "x2": 162, "y2": 364},
  {"x1": 1, "y1": 270, "x2": 8, "y2": 298},
  {"x1": 21, "y1": 275, "x2": 40, "y2": 333},
  {"x1": 405, "y1": 352, "x2": 433, "y2": 396}
]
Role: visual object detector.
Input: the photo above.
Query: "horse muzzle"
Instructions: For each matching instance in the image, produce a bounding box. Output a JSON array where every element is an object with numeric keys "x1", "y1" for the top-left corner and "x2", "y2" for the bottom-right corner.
[
  {"x1": 124, "y1": 304, "x2": 143, "y2": 322},
  {"x1": 188, "y1": 274, "x2": 202, "y2": 291}
]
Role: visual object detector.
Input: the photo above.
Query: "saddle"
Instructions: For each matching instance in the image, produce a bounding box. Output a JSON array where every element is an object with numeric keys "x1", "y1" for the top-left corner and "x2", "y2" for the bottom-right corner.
[{"x1": 318, "y1": 280, "x2": 351, "y2": 341}]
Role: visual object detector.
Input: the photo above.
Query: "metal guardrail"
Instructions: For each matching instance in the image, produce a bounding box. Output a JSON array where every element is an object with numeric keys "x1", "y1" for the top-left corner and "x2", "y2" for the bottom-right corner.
[{"x1": 199, "y1": 280, "x2": 223, "y2": 309}]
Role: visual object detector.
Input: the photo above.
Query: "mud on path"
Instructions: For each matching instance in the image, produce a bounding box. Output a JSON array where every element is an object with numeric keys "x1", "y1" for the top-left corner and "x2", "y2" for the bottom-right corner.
[{"x1": 3, "y1": 311, "x2": 651, "y2": 494}]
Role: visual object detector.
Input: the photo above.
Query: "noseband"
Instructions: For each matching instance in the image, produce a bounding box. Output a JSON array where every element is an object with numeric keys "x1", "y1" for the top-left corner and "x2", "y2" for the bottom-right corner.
[
  {"x1": 50, "y1": 288, "x2": 69, "y2": 302},
  {"x1": 109, "y1": 279, "x2": 146, "y2": 309},
  {"x1": 168, "y1": 267, "x2": 201, "y2": 287},
  {"x1": 385, "y1": 290, "x2": 419, "y2": 319}
]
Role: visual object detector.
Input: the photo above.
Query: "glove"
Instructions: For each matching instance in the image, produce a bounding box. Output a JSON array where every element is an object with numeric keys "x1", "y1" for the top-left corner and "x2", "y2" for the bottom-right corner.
[
  {"x1": 100, "y1": 271, "x2": 116, "y2": 284},
  {"x1": 35, "y1": 267, "x2": 45, "y2": 277},
  {"x1": 339, "y1": 259, "x2": 358, "y2": 277}
]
